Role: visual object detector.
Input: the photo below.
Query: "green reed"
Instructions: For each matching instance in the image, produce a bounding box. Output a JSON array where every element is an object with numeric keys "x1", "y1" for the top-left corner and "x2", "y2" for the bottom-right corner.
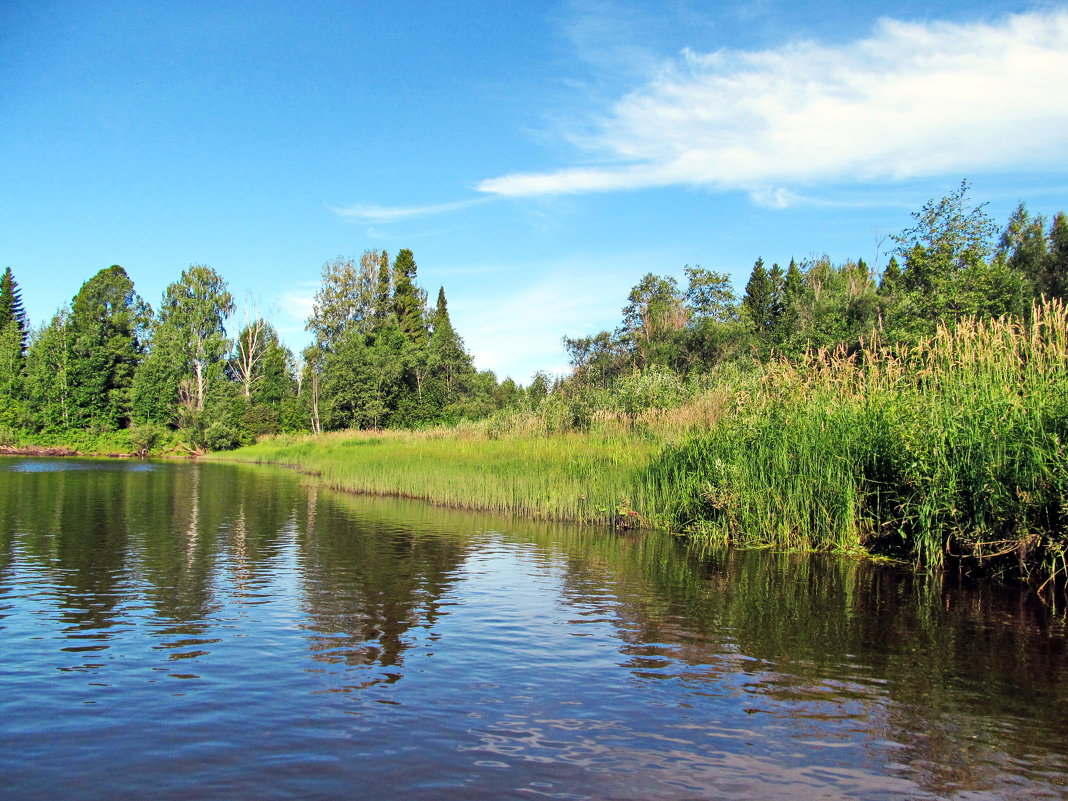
[
  {"x1": 219, "y1": 427, "x2": 659, "y2": 526},
  {"x1": 642, "y1": 300, "x2": 1068, "y2": 582}
]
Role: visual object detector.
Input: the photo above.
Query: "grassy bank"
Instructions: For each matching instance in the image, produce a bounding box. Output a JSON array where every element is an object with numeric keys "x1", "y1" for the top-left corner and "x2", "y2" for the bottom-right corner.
[
  {"x1": 0, "y1": 426, "x2": 183, "y2": 458},
  {"x1": 642, "y1": 301, "x2": 1068, "y2": 583},
  {"x1": 218, "y1": 427, "x2": 663, "y2": 524},
  {"x1": 220, "y1": 301, "x2": 1068, "y2": 585}
]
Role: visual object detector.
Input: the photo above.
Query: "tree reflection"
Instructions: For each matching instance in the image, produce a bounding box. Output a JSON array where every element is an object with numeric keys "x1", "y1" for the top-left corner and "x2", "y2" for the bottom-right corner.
[{"x1": 295, "y1": 488, "x2": 472, "y2": 680}]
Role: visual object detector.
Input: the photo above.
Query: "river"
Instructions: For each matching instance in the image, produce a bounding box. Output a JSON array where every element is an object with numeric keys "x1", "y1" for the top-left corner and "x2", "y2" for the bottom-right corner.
[{"x1": 0, "y1": 457, "x2": 1065, "y2": 800}]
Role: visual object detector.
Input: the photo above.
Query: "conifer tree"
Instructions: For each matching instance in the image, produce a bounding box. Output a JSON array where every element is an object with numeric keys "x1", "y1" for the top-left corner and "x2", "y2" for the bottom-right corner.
[
  {"x1": 0, "y1": 267, "x2": 28, "y2": 353},
  {"x1": 427, "y1": 286, "x2": 473, "y2": 401},
  {"x1": 775, "y1": 258, "x2": 807, "y2": 348},
  {"x1": 999, "y1": 203, "x2": 1050, "y2": 298},
  {"x1": 878, "y1": 257, "x2": 902, "y2": 296},
  {"x1": 391, "y1": 249, "x2": 428, "y2": 347},
  {"x1": 373, "y1": 250, "x2": 392, "y2": 325},
  {"x1": 742, "y1": 258, "x2": 778, "y2": 342}
]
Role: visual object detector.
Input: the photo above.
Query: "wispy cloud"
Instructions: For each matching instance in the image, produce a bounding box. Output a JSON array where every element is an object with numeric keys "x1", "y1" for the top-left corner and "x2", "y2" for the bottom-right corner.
[
  {"x1": 331, "y1": 197, "x2": 490, "y2": 224},
  {"x1": 479, "y1": 9, "x2": 1068, "y2": 200}
]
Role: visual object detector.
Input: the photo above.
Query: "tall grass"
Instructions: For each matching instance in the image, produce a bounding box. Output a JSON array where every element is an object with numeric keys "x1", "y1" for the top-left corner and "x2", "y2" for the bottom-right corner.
[
  {"x1": 220, "y1": 427, "x2": 660, "y2": 525},
  {"x1": 642, "y1": 300, "x2": 1068, "y2": 581}
]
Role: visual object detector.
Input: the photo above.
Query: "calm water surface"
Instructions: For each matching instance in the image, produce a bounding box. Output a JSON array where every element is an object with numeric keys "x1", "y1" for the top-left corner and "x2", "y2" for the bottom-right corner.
[{"x1": 0, "y1": 457, "x2": 1065, "y2": 800}]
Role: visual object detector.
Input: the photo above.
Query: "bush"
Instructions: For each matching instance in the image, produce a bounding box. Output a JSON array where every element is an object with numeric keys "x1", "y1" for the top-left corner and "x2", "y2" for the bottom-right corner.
[
  {"x1": 203, "y1": 422, "x2": 241, "y2": 452},
  {"x1": 128, "y1": 422, "x2": 166, "y2": 457}
]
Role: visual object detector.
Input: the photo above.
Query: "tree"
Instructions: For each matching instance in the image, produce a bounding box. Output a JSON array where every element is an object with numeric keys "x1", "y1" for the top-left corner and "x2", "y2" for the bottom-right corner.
[
  {"x1": 683, "y1": 266, "x2": 737, "y2": 322},
  {"x1": 130, "y1": 330, "x2": 182, "y2": 427},
  {"x1": 999, "y1": 203, "x2": 1049, "y2": 297},
  {"x1": 373, "y1": 250, "x2": 392, "y2": 325},
  {"x1": 894, "y1": 180, "x2": 1004, "y2": 324},
  {"x1": 619, "y1": 273, "x2": 686, "y2": 369},
  {"x1": 66, "y1": 265, "x2": 151, "y2": 429},
  {"x1": 878, "y1": 256, "x2": 902, "y2": 296},
  {"x1": 774, "y1": 258, "x2": 808, "y2": 349},
  {"x1": 306, "y1": 253, "x2": 378, "y2": 351},
  {"x1": 391, "y1": 249, "x2": 428, "y2": 348},
  {"x1": 0, "y1": 267, "x2": 28, "y2": 353},
  {"x1": 528, "y1": 371, "x2": 551, "y2": 409},
  {"x1": 302, "y1": 344, "x2": 325, "y2": 434},
  {"x1": 0, "y1": 321, "x2": 26, "y2": 427},
  {"x1": 157, "y1": 265, "x2": 234, "y2": 412},
  {"x1": 426, "y1": 286, "x2": 474, "y2": 407},
  {"x1": 320, "y1": 325, "x2": 406, "y2": 430},
  {"x1": 563, "y1": 330, "x2": 626, "y2": 387},
  {"x1": 24, "y1": 310, "x2": 72, "y2": 431},
  {"x1": 0, "y1": 267, "x2": 29, "y2": 421},
  {"x1": 741, "y1": 258, "x2": 781, "y2": 344},
  {"x1": 1048, "y1": 212, "x2": 1068, "y2": 301},
  {"x1": 231, "y1": 313, "x2": 271, "y2": 400},
  {"x1": 251, "y1": 326, "x2": 297, "y2": 408}
]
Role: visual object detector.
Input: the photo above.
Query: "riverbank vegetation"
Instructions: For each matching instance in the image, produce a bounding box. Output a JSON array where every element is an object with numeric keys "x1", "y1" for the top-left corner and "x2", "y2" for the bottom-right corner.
[{"x1": 3, "y1": 181, "x2": 1067, "y2": 584}]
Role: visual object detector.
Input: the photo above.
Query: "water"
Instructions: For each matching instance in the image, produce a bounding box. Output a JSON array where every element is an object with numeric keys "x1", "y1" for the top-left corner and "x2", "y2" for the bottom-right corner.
[{"x1": 0, "y1": 457, "x2": 1065, "y2": 800}]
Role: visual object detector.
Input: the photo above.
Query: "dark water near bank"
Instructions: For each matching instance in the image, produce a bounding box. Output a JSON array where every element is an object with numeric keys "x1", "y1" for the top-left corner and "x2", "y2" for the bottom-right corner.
[{"x1": 1, "y1": 458, "x2": 1066, "y2": 800}]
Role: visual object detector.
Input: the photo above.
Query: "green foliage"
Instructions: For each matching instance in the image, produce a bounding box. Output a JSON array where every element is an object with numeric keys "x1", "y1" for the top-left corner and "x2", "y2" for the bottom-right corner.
[
  {"x1": 130, "y1": 343, "x2": 181, "y2": 426},
  {"x1": 306, "y1": 253, "x2": 378, "y2": 349},
  {"x1": 158, "y1": 264, "x2": 234, "y2": 412},
  {"x1": 0, "y1": 267, "x2": 28, "y2": 352},
  {"x1": 23, "y1": 310, "x2": 72, "y2": 431},
  {"x1": 320, "y1": 326, "x2": 404, "y2": 430},
  {"x1": 391, "y1": 249, "x2": 428, "y2": 348},
  {"x1": 619, "y1": 272, "x2": 686, "y2": 368},
  {"x1": 684, "y1": 266, "x2": 738, "y2": 322},
  {"x1": 741, "y1": 258, "x2": 781, "y2": 348},
  {"x1": 642, "y1": 301, "x2": 1068, "y2": 582},
  {"x1": 66, "y1": 265, "x2": 151, "y2": 430},
  {"x1": 128, "y1": 422, "x2": 166, "y2": 457}
]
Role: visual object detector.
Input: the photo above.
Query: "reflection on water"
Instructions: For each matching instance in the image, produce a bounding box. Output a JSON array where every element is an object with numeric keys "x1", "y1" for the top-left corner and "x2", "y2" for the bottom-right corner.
[{"x1": 0, "y1": 457, "x2": 1065, "y2": 800}]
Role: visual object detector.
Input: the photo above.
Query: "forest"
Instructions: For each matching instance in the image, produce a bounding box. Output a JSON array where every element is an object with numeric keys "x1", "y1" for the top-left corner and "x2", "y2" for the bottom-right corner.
[{"x1": 0, "y1": 181, "x2": 1064, "y2": 455}]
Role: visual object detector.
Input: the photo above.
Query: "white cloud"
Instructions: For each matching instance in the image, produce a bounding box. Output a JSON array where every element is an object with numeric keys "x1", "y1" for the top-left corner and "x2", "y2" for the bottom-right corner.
[
  {"x1": 331, "y1": 197, "x2": 490, "y2": 224},
  {"x1": 478, "y1": 9, "x2": 1068, "y2": 198}
]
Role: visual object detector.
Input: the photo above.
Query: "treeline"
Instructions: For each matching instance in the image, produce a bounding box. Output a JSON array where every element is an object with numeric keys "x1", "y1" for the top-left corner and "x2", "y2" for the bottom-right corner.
[
  {"x1": 1, "y1": 182, "x2": 1065, "y2": 454},
  {"x1": 0, "y1": 249, "x2": 522, "y2": 452},
  {"x1": 560, "y1": 182, "x2": 1067, "y2": 393}
]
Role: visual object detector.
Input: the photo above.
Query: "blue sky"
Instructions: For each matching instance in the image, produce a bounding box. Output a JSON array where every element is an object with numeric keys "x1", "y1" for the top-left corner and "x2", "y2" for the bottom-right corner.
[{"x1": 3, "y1": 0, "x2": 1067, "y2": 383}]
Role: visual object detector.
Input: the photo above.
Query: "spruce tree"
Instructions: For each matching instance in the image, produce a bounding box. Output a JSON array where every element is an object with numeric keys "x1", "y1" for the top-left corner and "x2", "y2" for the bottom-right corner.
[
  {"x1": 742, "y1": 258, "x2": 777, "y2": 341},
  {"x1": 373, "y1": 250, "x2": 392, "y2": 325},
  {"x1": 391, "y1": 249, "x2": 427, "y2": 347},
  {"x1": 999, "y1": 203, "x2": 1050, "y2": 299},
  {"x1": 878, "y1": 257, "x2": 902, "y2": 296},
  {"x1": 776, "y1": 258, "x2": 806, "y2": 348},
  {"x1": 427, "y1": 286, "x2": 473, "y2": 402},
  {"x1": 0, "y1": 267, "x2": 28, "y2": 353}
]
